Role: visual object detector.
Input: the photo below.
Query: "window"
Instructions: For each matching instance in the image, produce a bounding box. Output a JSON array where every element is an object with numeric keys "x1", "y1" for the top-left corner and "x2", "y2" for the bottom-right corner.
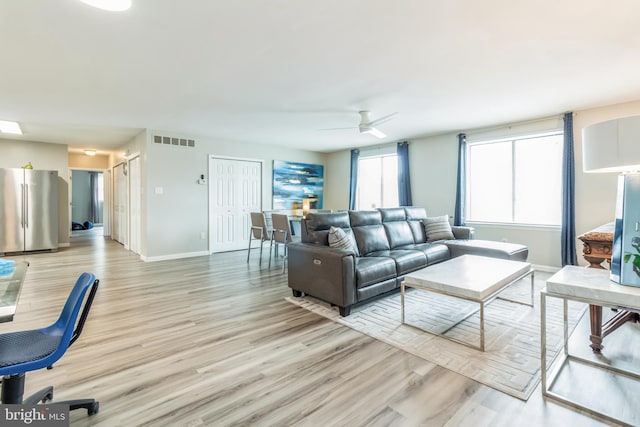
[
  {"x1": 466, "y1": 133, "x2": 563, "y2": 226},
  {"x1": 357, "y1": 154, "x2": 399, "y2": 209}
]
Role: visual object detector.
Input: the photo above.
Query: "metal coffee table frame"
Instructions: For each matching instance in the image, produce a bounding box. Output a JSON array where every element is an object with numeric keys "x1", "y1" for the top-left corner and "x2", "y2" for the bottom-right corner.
[
  {"x1": 541, "y1": 287, "x2": 640, "y2": 427},
  {"x1": 401, "y1": 267, "x2": 534, "y2": 352}
]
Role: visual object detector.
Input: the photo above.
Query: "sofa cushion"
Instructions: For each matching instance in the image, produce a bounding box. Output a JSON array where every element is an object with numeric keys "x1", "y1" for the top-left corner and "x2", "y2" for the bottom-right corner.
[
  {"x1": 303, "y1": 211, "x2": 350, "y2": 245},
  {"x1": 349, "y1": 210, "x2": 383, "y2": 227},
  {"x1": 354, "y1": 256, "x2": 397, "y2": 288},
  {"x1": 368, "y1": 249, "x2": 427, "y2": 275},
  {"x1": 404, "y1": 207, "x2": 428, "y2": 243},
  {"x1": 383, "y1": 221, "x2": 415, "y2": 248},
  {"x1": 444, "y1": 239, "x2": 528, "y2": 261},
  {"x1": 424, "y1": 215, "x2": 455, "y2": 242},
  {"x1": 356, "y1": 278, "x2": 397, "y2": 301},
  {"x1": 400, "y1": 242, "x2": 450, "y2": 265},
  {"x1": 349, "y1": 210, "x2": 391, "y2": 255},
  {"x1": 328, "y1": 226, "x2": 359, "y2": 255},
  {"x1": 353, "y1": 226, "x2": 390, "y2": 255},
  {"x1": 379, "y1": 207, "x2": 407, "y2": 222}
]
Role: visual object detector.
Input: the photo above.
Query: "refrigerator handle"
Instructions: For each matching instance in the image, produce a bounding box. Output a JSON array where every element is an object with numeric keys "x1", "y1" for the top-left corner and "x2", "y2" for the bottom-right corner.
[
  {"x1": 21, "y1": 184, "x2": 25, "y2": 228},
  {"x1": 24, "y1": 183, "x2": 28, "y2": 228}
]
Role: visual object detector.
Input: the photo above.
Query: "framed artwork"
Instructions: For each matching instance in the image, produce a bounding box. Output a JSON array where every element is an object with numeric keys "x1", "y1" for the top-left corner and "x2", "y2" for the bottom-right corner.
[{"x1": 272, "y1": 160, "x2": 324, "y2": 210}]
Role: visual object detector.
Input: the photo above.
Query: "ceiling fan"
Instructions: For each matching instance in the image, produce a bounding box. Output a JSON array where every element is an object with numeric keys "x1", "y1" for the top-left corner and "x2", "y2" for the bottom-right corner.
[{"x1": 321, "y1": 111, "x2": 398, "y2": 139}]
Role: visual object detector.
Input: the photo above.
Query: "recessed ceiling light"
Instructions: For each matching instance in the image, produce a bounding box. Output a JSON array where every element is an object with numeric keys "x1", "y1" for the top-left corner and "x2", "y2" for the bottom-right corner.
[
  {"x1": 0, "y1": 120, "x2": 22, "y2": 135},
  {"x1": 79, "y1": 0, "x2": 131, "y2": 12},
  {"x1": 84, "y1": 150, "x2": 97, "y2": 156}
]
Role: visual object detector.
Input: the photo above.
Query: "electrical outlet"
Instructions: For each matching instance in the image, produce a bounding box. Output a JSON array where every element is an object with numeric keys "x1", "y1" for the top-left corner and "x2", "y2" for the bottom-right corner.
[{"x1": 200, "y1": 232, "x2": 206, "y2": 240}]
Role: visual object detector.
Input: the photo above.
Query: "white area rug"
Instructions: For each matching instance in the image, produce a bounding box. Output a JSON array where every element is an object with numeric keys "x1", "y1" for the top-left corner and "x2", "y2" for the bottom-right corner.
[{"x1": 286, "y1": 273, "x2": 586, "y2": 400}]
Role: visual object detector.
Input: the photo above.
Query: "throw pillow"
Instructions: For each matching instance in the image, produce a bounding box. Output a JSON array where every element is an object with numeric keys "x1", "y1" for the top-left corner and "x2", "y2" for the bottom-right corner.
[
  {"x1": 424, "y1": 215, "x2": 455, "y2": 242},
  {"x1": 328, "y1": 226, "x2": 356, "y2": 254}
]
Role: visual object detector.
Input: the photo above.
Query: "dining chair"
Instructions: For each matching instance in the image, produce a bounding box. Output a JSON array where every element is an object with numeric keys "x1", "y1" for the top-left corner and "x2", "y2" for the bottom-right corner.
[
  {"x1": 269, "y1": 213, "x2": 299, "y2": 273},
  {"x1": 247, "y1": 212, "x2": 271, "y2": 266}
]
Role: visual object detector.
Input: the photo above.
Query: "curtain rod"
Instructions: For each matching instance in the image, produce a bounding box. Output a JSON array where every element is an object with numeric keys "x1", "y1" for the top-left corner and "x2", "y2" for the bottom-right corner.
[{"x1": 463, "y1": 113, "x2": 565, "y2": 137}]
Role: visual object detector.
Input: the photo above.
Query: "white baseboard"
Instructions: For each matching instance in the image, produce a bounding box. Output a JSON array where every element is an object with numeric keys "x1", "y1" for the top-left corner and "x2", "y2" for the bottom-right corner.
[
  {"x1": 140, "y1": 250, "x2": 210, "y2": 262},
  {"x1": 58, "y1": 243, "x2": 70, "y2": 248}
]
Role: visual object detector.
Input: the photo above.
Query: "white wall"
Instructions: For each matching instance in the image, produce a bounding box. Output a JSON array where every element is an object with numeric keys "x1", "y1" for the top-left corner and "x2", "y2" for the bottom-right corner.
[
  {"x1": 0, "y1": 138, "x2": 70, "y2": 246},
  {"x1": 141, "y1": 131, "x2": 327, "y2": 260},
  {"x1": 325, "y1": 150, "x2": 351, "y2": 210}
]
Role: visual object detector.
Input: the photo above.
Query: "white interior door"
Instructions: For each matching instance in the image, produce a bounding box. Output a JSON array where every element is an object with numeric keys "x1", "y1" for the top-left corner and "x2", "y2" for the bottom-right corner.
[
  {"x1": 112, "y1": 163, "x2": 128, "y2": 245},
  {"x1": 128, "y1": 156, "x2": 141, "y2": 254},
  {"x1": 209, "y1": 157, "x2": 262, "y2": 253},
  {"x1": 103, "y1": 169, "x2": 111, "y2": 237}
]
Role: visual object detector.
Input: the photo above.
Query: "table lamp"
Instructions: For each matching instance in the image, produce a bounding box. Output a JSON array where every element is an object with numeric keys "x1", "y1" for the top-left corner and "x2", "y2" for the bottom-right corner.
[
  {"x1": 302, "y1": 198, "x2": 310, "y2": 218},
  {"x1": 582, "y1": 115, "x2": 640, "y2": 286}
]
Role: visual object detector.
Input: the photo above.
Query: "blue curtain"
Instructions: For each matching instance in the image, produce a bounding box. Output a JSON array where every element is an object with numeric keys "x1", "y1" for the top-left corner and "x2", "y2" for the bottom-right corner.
[
  {"x1": 561, "y1": 112, "x2": 578, "y2": 266},
  {"x1": 397, "y1": 141, "x2": 412, "y2": 206},
  {"x1": 454, "y1": 133, "x2": 467, "y2": 226},
  {"x1": 349, "y1": 149, "x2": 359, "y2": 210}
]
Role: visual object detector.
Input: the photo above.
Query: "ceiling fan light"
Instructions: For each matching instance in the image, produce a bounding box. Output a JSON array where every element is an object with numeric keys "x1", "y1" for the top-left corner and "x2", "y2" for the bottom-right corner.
[{"x1": 79, "y1": 0, "x2": 131, "y2": 12}]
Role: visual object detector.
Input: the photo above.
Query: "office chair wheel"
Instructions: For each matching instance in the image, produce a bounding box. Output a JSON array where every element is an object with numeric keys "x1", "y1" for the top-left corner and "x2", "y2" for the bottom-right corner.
[
  {"x1": 41, "y1": 391, "x2": 53, "y2": 404},
  {"x1": 88, "y1": 402, "x2": 99, "y2": 415}
]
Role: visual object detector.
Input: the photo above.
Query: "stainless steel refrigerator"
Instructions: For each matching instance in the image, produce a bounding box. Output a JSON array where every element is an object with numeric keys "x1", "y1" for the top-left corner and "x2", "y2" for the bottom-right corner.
[{"x1": 0, "y1": 168, "x2": 58, "y2": 253}]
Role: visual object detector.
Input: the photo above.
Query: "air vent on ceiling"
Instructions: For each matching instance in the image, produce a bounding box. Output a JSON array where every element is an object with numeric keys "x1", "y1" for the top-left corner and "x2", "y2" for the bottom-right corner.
[{"x1": 153, "y1": 134, "x2": 195, "y2": 148}]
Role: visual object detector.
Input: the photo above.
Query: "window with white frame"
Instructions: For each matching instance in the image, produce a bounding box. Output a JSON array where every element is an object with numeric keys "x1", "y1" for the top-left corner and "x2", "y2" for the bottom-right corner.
[
  {"x1": 466, "y1": 132, "x2": 563, "y2": 226},
  {"x1": 357, "y1": 154, "x2": 399, "y2": 209}
]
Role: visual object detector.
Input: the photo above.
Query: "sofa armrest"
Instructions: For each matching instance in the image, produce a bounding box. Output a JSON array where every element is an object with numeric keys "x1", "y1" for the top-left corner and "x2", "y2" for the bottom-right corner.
[
  {"x1": 287, "y1": 242, "x2": 357, "y2": 308},
  {"x1": 452, "y1": 226, "x2": 475, "y2": 240}
]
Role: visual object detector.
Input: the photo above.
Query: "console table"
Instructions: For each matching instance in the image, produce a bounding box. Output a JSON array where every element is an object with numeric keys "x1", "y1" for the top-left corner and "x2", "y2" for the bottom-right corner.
[
  {"x1": 541, "y1": 266, "x2": 640, "y2": 427},
  {"x1": 578, "y1": 223, "x2": 640, "y2": 352}
]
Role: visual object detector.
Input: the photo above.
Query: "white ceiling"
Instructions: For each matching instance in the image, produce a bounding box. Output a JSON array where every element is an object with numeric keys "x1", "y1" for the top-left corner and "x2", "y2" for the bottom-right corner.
[{"x1": 2, "y1": 1, "x2": 640, "y2": 154}]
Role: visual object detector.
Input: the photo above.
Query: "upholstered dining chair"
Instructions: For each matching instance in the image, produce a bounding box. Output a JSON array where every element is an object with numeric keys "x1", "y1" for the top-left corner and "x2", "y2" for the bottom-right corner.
[
  {"x1": 269, "y1": 213, "x2": 299, "y2": 273},
  {"x1": 0, "y1": 272, "x2": 100, "y2": 415},
  {"x1": 247, "y1": 212, "x2": 272, "y2": 266}
]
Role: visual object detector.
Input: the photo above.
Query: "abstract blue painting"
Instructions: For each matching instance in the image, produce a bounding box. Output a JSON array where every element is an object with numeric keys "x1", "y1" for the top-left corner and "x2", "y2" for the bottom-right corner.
[{"x1": 273, "y1": 160, "x2": 324, "y2": 210}]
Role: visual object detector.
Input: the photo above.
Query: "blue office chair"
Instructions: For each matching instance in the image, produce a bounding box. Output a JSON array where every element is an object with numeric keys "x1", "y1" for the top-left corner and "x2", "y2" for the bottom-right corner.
[{"x1": 0, "y1": 272, "x2": 100, "y2": 415}]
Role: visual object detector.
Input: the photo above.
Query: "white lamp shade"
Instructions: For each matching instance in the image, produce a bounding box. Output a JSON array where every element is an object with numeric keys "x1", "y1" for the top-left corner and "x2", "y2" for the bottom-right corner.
[{"x1": 582, "y1": 115, "x2": 640, "y2": 173}]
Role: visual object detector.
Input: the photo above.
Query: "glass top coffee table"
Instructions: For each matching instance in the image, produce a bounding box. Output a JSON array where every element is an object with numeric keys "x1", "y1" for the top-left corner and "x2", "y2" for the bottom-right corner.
[
  {"x1": 0, "y1": 261, "x2": 29, "y2": 323},
  {"x1": 401, "y1": 255, "x2": 534, "y2": 351}
]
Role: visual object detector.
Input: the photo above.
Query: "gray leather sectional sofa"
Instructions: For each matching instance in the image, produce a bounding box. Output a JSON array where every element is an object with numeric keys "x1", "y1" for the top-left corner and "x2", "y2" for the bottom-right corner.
[{"x1": 287, "y1": 207, "x2": 528, "y2": 316}]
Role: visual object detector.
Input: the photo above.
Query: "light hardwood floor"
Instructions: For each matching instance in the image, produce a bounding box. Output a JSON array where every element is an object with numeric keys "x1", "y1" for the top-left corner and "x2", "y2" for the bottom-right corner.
[{"x1": 0, "y1": 234, "x2": 619, "y2": 426}]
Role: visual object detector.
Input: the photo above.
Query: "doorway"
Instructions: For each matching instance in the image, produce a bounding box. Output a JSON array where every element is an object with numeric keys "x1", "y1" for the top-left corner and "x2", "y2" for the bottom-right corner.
[
  {"x1": 71, "y1": 170, "x2": 105, "y2": 234},
  {"x1": 111, "y1": 156, "x2": 141, "y2": 255},
  {"x1": 112, "y1": 162, "x2": 127, "y2": 246}
]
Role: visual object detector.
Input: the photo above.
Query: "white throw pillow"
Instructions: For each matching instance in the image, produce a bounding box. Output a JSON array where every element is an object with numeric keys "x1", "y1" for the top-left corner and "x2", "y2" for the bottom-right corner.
[
  {"x1": 328, "y1": 226, "x2": 356, "y2": 254},
  {"x1": 424, "y1": 215, "x2": 455, "y2": 242}
]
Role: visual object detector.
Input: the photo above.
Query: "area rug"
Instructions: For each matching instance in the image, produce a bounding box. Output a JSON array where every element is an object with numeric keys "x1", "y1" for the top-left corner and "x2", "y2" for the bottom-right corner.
[{"x1": 286, "y1": 273, "x2": 586, "y2": 400}]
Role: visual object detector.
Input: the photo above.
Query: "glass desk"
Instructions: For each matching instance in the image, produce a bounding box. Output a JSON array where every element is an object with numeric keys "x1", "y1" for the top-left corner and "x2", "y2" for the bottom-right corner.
[{"x1": 0, "y1": 261, "x2": 29, "y2": 323}]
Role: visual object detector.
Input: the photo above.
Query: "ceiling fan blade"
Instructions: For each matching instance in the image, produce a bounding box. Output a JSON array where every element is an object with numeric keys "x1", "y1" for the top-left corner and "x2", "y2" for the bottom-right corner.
[
  {"x1": 363, "y1": 127, "x2": 387, "y2": 139},
  {"x1": 368, "y1": 112, "x2": 398, "y2": 127},
  {"x1": 318, "y1": 126, "x2": 357, "y2": 131}
]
